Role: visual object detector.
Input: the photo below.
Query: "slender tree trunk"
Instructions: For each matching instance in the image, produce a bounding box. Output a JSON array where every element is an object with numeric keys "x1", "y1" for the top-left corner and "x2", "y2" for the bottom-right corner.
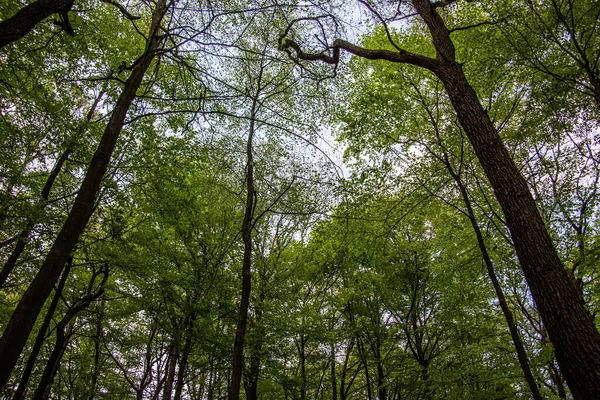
[
  {"x1": 340, "y1": 338, "x2": 354, "y2": 400},
  {"x1": 429, "y1": 128, "x2": 542, "y2": 399},
  {"x1": 356, "y1": 335, "x2": 372, "y2": 400},
  {"x1": 228, "y1": 69, "x2": 262, "y2": 399},
  {"x1": 31, "y1": 323, "x2": 73, "y2": 400},
  {"x1": 0, "y1": 148, "x2": 68, "y2": 287},
  {"x1": 88, "y1": 297, "x2": 106, "y2": 400},
  {"x1": 375, "y1": 348, "x2": 386, "y2": 400},
  {"x1": 0, "y1": 0, "x2": 74, "y2": 49},
  {"x1": 12, "y1": 258, "x2": 72, "y2": 400},
  {"x1": 410, "y1": 1, "x2": 600, "y2": 397},
  {"x1": 299, "y1": 335, "x2": 307, "y2": 400},
  {"x1": 330, "y1": 343, "x2": 337, "y2": 400},
  {"x1": 32, "y1": 266, "x2": 107, "y2": 400},
  {"x1": 0, "y1": 2, "x2": 167, "y2": 388}
]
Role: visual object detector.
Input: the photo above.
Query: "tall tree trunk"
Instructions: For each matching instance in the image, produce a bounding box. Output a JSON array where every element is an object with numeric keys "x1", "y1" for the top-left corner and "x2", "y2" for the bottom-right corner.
[
  {"x1": 412, "y1": 1, "x2": 600, "y2": 396},
  {"x1": 88, "y1": 296, "x2": 106, "y2": 400},
  {"x1": 0, "y1": 1, "x2": 167, "y2": 388},
  {"x1": 163, "y1": 341, "x2": 178, "y2": 400},
  {"x1": 174, "y1": 334, "x2": 192, "y2": 400},
  {"x1": 12, "y1": 258, "x2": 72, "y2": 400},
  {"x1": 31, "y1": 322, "x2": 73, "y2": 400},
  {"x1": 32, "y1": 265, "x2": 107, "y2": 399},
  {"x1": 356, "y1": 335, "x2": 372, "y2": 400},
  {"x1": 228, "y1": 68, "x2": 262, "y2": 400},
  {"x1": 330, "y1": 343, "x2": 337, "y2": 400},
  {"x1": 0, "y1": 0, "x2": 74, "y2": 49},
  {"x1": 426, "y1": 125, "x2": 542, "y2": 399}
]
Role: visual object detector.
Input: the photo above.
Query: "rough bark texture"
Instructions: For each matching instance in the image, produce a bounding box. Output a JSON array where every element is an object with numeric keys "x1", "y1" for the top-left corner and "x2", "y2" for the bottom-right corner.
[
  {"x1": 0, "y1": 0, "x2": 74, "y2": 48},
  {"x1": 0, "y1": 1, "x2": 166, "y2": 387}
]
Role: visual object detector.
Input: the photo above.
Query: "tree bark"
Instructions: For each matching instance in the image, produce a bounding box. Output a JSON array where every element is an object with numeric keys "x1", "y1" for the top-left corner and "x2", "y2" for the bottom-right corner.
[
  {"x1": 0, "y1": 0, "x2": 74, "y2": 49},
  {"x1": 32, "y1": 265, "x2": 107, "y2": 400},
  {"x1": 0, "y1": 1, "x2": 167, "y2": 388},
  {"x1": 31, "y1": 322, "x2": 73, "y2": 400}
]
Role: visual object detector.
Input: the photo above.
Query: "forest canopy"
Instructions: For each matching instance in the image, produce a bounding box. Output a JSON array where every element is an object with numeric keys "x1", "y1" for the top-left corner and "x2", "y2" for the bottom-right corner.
[{"x1": 1, "y1": 0, "x2": 600, "y2": 399}]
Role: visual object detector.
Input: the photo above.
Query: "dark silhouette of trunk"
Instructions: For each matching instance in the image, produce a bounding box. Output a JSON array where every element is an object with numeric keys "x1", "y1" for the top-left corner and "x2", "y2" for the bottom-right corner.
[
  {"x1": 0, "y1": 91, "x2": 103, "y2": 288},
  {"x1": 244, "y1": 302, "x2": 262, "y2": 400},
  {"x1": 244, "y1": 350, "x2": 259, "y2": 400},
  {"x1": 174, "y1": 333, "x2": 193, "y2": 400},
  {"x1": 374, "y1": 342, "x2": 386, "y2": 400},
  {"x1": 417, "y1": 1, "x2": 600, "y2": 394},
  {"x1": 0, "y1": 150, "x2": 69, "y2": 288},
  {"x1": 0, "y1": 1, "x2": 167, "y2": 388},
  {"x1": 88, "y1": 296, "x2": 106, "y2": 400},
  {"x1": 31, "y1": 322, "x2": 73, "y2": 400},
  {"x1": 330, "y1": 343, "x2": 337, "y2": 400},
  {"x1": 549, "y1": 361, "x2": 567, "y2": 399},
  {"x1": 163, "y1": 340, "x2": 178, "y2": 400},
  {"x1": 419, "y1": 112, "x2": 543, "y2": 399},
  {"x1": 228, "y1": 67, "x2": 262, "y2": 400},
  {"x1": 339, "y1": 338, "x2": 355, "y2": 400},
  {"x1": 355, "y1": 335, "x2": 372, "y2": 400},
  {"x1": 279, "y1": 1, "x2": 600, "y2": 396},
  {"x1": 12, "y1": 258, "x2": 72, "y2": 400},
  {"x1": 298, "y1": 334, "x2": 307, "y2": 400},
  {"x1": 453, "y1": 172, "x2": 542, "y2": 399},
  {"x1": 31, "y1": 264, "x2": 107, "y2": 400},
  {"x1": 0, "y1": 0, "x2": 74, "y2": 49}
]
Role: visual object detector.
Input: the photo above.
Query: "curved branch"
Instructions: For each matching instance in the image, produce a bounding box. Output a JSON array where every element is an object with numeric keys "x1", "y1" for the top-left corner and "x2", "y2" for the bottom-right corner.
[{"x1": 279, "y1": 37, "x2": 438, "y2": 71}]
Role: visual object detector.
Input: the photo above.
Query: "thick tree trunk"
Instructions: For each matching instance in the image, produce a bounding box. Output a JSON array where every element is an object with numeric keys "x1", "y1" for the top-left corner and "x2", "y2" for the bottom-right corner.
[
  {"x1": 0, "y1": 1, "x2": 166, "y2": 388},
  {"x1": 0, "y1": 0, "x2": 74, "y2": 49},
  {"x1": 410, "y1": 1, "x2": 600, "y2": 397},
  {"x1": 12, "y1": 259, "x2": 72, "y2": 400}
]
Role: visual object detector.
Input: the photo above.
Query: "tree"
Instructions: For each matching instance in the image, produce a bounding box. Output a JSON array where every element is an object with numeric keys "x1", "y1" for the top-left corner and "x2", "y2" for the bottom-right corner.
[
  {"x1": 0, "y1": 0, "x2": 170, "y2": 387},
  {"x1": 279, "y1": 1, "x2": 600, "y2": 396}
]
